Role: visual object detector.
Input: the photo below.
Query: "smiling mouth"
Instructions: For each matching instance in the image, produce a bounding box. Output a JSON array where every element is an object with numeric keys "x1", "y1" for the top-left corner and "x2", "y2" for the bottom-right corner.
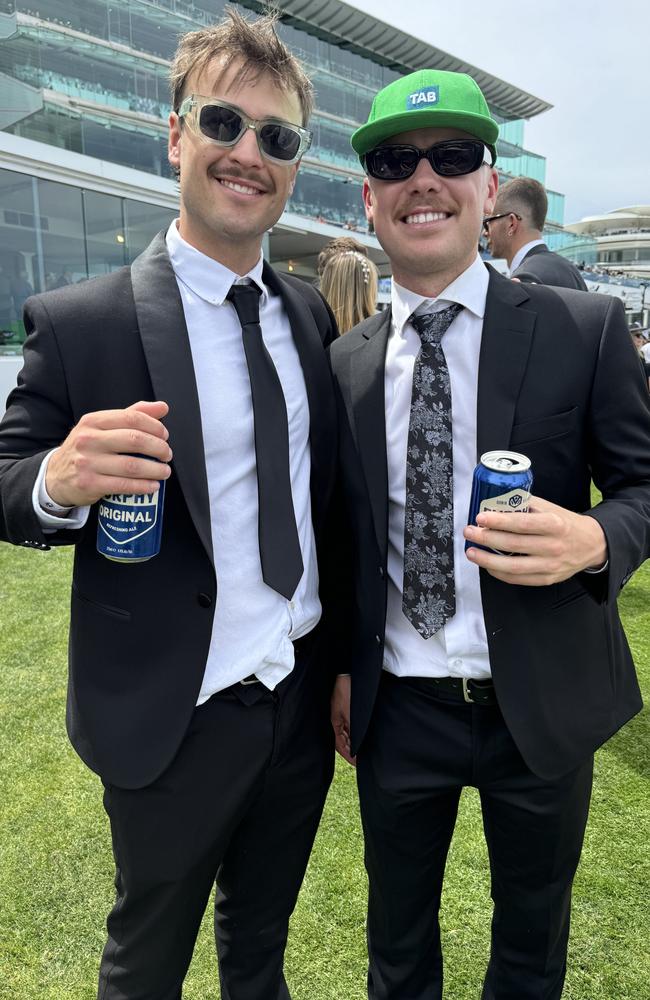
[
  {"x1": 216, "y1": 178, "x2": 265, "y2": 197},
  {"x1": 403, "y1": 211, "x2": 450, "y2": 225}
]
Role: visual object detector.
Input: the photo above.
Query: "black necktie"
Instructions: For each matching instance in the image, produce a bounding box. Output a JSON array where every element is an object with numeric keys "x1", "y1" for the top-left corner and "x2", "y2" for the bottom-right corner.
[
  {"x1": 226, "y1": 282, "x2": 303, "y2": 600},
  {"x1": 402, "y1": 303, "x2": 463, "y2": 638}
]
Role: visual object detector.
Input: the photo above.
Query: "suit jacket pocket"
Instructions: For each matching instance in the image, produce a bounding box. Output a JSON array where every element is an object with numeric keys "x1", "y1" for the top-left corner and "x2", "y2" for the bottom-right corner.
[
  {"x1": 71, "y1": 584, "x2": 131, "y2": 620},
  {"x1": 511, "y1": 406, "x2": 579, "y2": 447}
]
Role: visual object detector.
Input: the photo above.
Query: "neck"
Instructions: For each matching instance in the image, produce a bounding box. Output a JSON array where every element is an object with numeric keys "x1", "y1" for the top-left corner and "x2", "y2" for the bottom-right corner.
[
  {"x1": 177, "y1": 218, "x2": 262, "y2": 276},
  {"x1": 392, "y1": 257, "x2": 474, "y2": 299},
  {"x1": 507, "y1": 230, "x2": 541, "y2": 267}
]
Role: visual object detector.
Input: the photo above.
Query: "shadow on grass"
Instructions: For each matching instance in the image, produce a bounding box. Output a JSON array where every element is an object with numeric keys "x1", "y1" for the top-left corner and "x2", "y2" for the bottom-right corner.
[{"x1": 600, "y1": 705, "x2": 649, "y2": 780}]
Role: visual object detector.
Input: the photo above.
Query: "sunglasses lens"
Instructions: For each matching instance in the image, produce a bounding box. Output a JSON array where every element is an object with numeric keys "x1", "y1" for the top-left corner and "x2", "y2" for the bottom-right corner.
[
  {"x1": 199, "y1": 104, "x2": 243, "y2": 143},
  {"x1": 432, "y1": 141, "x2": 484, "y2": 176},
  {"x1": 259, "y1": 122, "x2": 302, "y2": 162},
  {"x1": 365, "y1": 146, "x2": 419, "y2": 180}
]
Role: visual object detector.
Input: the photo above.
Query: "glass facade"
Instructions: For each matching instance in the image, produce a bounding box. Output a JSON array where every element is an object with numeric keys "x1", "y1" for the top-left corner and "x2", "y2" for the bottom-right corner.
[
  {"x1": 0, "y1": 0, "x2": 569, "y2": 353},
  {"x1": 0, "y1": 167, "x2": 176, "y2": 353}
]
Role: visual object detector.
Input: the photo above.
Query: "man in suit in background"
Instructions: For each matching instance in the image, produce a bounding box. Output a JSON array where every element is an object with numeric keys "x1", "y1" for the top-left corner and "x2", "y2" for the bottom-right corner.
[
  {"x1": 0, "y1": 11, "x2": 339, "y2": 999},
  {"x1": 330, "y1": 68, "x2": 650, "y2": 999},
  {"x1": 484, "y1": 175, "x2": 588, "y2": 289}
]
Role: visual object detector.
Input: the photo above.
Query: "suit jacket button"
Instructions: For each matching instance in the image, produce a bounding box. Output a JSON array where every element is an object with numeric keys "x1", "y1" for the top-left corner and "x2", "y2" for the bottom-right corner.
[
  {"x1": 375, "y1": 634, "x2": 382, "y2": 645},
  {"x1": 378, "y1": 566, "x2": 384, "y2": 578},
  {"x1": 197, "y1": 593, "x2": 213, "y2": 608}
]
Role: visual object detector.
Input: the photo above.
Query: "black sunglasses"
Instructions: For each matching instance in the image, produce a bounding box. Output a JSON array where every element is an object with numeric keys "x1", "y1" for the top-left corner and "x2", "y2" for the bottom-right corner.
[
  {"x1": 363, "y1": 139, "x2": 492, "y2": 181},
  {"x1": 482, "y1": 212, "x2": 522, "y2": 234},
  {"x1": 177, "y1": 95, "x2": 312, "y2": 165}
]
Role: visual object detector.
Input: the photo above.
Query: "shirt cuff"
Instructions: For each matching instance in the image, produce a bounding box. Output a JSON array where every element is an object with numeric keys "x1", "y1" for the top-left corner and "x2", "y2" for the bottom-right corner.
[
  {"x1": 33, "y1": 450, "x2": 91, "y2": 530},
  {"x1": 583, "y1": 560, "x2": 609, "y2": 574}
]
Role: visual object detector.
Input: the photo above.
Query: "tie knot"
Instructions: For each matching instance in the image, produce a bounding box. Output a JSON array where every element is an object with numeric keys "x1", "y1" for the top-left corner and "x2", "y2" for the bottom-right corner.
[
  {"x1": 410, "y1": 303, "x2": 463, "y2": 346},
  {"x1": 227, "y1": 282, "x2": 261, "y2": 327}
]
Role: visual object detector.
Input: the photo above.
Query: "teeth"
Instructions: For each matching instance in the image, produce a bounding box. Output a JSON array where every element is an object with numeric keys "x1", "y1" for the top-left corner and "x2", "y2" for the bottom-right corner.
[
  {"x1": 405, "y1": 211, "x2": 448, "y2": 224},
  {"x1": 220, "y1": 179, "x2": 260, "y2": 195}
]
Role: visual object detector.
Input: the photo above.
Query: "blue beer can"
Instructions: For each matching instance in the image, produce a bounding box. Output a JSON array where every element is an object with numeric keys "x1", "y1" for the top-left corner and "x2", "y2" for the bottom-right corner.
[
  {"x1": 465, "y1": 450, "x2": 533, "y2": 554},
  {"x1": 96, "y1": 476, "x2": 166, "y2": 563}
]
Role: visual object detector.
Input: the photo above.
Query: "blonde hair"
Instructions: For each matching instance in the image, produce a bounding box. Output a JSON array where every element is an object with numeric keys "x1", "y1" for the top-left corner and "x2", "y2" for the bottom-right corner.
[
  {"x1": 320, "y1": 250, "x2": 378, "y2": 335},
  {"x1": 170, "y1": 7, "x2": 313, "y2": 124}
]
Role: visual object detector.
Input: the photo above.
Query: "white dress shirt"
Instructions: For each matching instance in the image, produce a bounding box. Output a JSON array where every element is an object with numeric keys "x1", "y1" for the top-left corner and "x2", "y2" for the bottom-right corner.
[
  {"x1": 383, "y1": 254, "x2": 491, "y2": 680},
  {"x1": 35, "y1": 220, "x2": 321, "y2": 702},
  {"x1": 510, "y1": 239, "x2": 545, "y2": 275}
]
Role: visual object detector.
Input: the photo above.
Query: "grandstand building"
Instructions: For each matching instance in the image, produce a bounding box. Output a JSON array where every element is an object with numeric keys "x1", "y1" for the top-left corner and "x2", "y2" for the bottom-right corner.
[{"x1": 1, "y1": 0, "x2": 566, "y2": 397}]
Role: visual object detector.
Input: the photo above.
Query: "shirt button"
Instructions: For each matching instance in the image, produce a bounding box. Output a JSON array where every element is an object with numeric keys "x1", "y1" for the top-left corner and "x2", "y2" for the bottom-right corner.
[
  {"x1": 289, "y1": 600, "x2": 295, "y2": 609},
  {"x1": 197, "y1": 593, "x2": 213, "y2": 608},
  {"x1": 452, "y1": 658, "x2": 463, "y2": 669}
]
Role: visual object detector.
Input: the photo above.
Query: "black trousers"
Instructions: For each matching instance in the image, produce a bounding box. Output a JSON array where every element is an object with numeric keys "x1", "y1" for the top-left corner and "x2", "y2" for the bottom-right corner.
[
  {"x1": 97, "y1": 639, "x2": 334, "y2": 1000},
  {"x1": 356, "y1": 673, "x2": 593, "y2": 1000}
]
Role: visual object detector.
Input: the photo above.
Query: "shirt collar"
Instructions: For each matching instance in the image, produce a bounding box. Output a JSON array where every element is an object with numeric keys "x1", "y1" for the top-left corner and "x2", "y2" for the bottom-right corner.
[
  {"x1": 510, "y1": 238, "x2": 545, "y2": 275},
  {"x1": 165, "y1": 219, "x2": 268, "y2": 306},
  {"x1": 391, "y1": 254, "x2": 489, "y2": 338}
]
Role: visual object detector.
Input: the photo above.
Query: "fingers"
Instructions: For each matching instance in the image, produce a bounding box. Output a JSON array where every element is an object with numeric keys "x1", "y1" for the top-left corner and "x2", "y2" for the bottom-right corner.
[
  {"x1": 465, "y1": 547, "x2": 562, "y2": 586},
  {"x1": 76, "y1": 401, "x2": 170, "y2": 441},
  {"x1": 45, "y1": 401, "x2": 172, "y2": 507},
  {"x1": 333, "y1": 725, "x2": 356, "y2": 766}
]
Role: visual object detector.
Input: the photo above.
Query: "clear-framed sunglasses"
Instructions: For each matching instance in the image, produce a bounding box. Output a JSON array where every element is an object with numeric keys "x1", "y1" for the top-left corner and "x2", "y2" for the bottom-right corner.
[{"x1": 177, "y1": 95, "x2": 312, "y2": 166}]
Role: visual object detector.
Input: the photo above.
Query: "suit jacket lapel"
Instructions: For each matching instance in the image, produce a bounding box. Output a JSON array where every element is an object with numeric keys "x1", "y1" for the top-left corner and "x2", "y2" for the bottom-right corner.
[
  {"x1": 349, "y1": 310, "x2": 391, "y2": 562},
  {"x1": 263, "y1": 264, "x2": 337, "y2": 536},
  {"x1": 130, "y1": 232, "x2": 214, "y2": 566},
  {"x1": 477, "y1": 268, "x2": 536, "y2": 458}
]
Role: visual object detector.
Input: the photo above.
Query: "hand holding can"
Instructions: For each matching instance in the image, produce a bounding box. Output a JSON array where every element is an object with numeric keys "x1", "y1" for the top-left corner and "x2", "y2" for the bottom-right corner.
[{"x1": 465, "y1": 451, "x2": 533, "y2": 555}]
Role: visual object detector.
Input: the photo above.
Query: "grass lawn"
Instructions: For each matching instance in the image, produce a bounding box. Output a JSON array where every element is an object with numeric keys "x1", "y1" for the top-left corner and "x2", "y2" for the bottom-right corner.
[{"x1": 0, "y1": 542, "x2": 648, "y2": 999}]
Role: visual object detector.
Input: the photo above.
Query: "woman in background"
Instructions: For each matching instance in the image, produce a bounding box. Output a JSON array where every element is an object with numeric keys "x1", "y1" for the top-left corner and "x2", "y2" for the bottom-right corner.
[{"x1": 320, "y1": 247, "x2": 378, "y2": 335}]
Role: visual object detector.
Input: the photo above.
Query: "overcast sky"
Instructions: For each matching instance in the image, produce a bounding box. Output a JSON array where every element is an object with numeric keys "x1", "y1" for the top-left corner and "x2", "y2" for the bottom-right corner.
[{"x1": 348, "y1": 0, "x2": 647, "y2": 224}]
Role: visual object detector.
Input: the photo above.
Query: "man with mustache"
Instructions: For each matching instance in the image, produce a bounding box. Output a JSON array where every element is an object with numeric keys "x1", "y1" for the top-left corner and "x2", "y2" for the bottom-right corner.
[
  {"x1": 0, "y1": 11, "x2": 339, "y2": 998},
  {"x1": 330, "y1": 68, "x2": 650, "y2": 999}
]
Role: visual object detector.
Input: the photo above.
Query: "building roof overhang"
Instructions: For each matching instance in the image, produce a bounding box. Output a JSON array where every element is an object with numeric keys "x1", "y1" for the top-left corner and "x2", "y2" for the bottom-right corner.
[{"x1": 240, "y1": 0, "x2": 551, "y2": 120}]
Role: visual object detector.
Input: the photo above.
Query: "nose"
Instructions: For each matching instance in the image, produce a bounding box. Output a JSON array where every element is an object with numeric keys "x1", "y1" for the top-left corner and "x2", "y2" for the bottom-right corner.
[
  {"x1": 229, "y1": 126, "x2": 264, "y2": 169},
  {"x1": 406, "y1": 155, "x2": 444, "y2": 193}
]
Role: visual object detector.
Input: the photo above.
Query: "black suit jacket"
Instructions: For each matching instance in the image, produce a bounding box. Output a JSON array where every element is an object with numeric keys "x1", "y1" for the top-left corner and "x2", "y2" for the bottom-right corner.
[
  {"x1": 330, "y1": 267, "x2": 650, "y2": 780},
  {"x1": 512, "y1": 243, "x2": 588, "y2": 290},
  {"x1": 0, "y1": 233, "x2": 339, "y2": 789}
]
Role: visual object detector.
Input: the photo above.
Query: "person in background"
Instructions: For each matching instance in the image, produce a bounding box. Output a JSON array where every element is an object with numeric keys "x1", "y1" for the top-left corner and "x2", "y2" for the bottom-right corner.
[
  {"x1": 330, "y1": 66, "x2": 650, "y2": 1000},
  {"x1": 484, "y1": 176, "x2": 588, "y2": 290},
  {"x1": 320, "y1": 245, "x2": 379, "y2": 335},
  {"x1": 317, "y1": 234, "x2": 369, "y2": 277},
  {"x1": 630, "y1": 323, "x2": 650, "y2": 388},
  {"x1": 11, "y1": 268, "x2": 34, "y2": 318},
  {"x1": 0, "y1": 264, "x2": 14, "y2": 335},
  {"x1": 0, "y1": 10, "x2": 341, "y2": 998}
]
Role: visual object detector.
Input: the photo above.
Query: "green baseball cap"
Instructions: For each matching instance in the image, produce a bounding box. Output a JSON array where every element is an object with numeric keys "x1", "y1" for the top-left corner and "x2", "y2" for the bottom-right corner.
[{"x1": 351, "y1": 69, "x2": 499, "y2": 161}]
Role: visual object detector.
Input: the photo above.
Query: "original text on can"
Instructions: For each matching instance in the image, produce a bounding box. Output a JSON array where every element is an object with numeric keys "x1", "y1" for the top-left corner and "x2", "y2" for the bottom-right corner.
[{"x1": 96, "y1": 480, "x2": 166, "y2": 563}]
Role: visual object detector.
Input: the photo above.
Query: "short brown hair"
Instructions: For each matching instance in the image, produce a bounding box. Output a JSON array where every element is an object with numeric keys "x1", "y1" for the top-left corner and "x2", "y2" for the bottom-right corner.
[
  {"x1": 317, "y1": 237, "x2": 369, "y2": 277},
  {"x1": 170, "y1": 7, "x2": 313, "y2": 125},
  {"x1": 495, "y1": 176, "x2": 548, "y2": 232}
]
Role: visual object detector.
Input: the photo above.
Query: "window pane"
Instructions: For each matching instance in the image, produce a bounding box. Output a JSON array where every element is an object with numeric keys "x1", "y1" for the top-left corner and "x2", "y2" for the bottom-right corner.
[
  {"x1": 83, "y1": 191, "x2": 127, "y2": 278},
  {"x1": 36, "y1": 178, "x2": 87, "y2": 289},
  {"x1": 0, "y1": 169, "x2": 39, "y2": 354},
  {"x1": 124, "y1": 199, "x2": 177, "y2": 262}
]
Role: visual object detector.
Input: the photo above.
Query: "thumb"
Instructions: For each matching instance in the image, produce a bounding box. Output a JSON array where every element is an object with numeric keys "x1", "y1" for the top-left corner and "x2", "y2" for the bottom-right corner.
[{"x1": 130, "y1": 400, "x2": 169, "y2": 419}]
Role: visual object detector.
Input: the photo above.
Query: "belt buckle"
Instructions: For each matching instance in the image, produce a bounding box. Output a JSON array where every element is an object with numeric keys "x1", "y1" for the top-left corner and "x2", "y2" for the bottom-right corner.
[
  {"x1": 462, "y1": 678, "x2": 474, "y2": 704},
  {"x1": 240, "y1": 674, "x2": 259, "y2": 686}
]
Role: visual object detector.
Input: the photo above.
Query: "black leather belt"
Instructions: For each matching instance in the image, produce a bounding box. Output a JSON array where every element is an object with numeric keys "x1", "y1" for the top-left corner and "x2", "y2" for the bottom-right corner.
[{"x1": 390, "y1": 673, "x2": 497, "y2": 706}]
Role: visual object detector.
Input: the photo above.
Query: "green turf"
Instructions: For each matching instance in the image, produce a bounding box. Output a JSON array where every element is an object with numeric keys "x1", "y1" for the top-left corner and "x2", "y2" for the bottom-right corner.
[{"x1": 0, "y1": 541, "x2": 648, "y2": 999}]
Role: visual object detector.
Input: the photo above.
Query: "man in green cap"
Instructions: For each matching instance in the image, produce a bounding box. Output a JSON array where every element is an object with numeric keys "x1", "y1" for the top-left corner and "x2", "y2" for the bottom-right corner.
[{"x1": 329, "y1": 69, "x2": 650, "y2": 998}]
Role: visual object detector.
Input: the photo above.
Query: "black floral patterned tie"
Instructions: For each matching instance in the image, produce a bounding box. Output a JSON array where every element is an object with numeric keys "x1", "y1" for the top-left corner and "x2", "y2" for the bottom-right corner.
[{"x1": 402, "y1": 303, "x2": 463, "y2": 639}]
